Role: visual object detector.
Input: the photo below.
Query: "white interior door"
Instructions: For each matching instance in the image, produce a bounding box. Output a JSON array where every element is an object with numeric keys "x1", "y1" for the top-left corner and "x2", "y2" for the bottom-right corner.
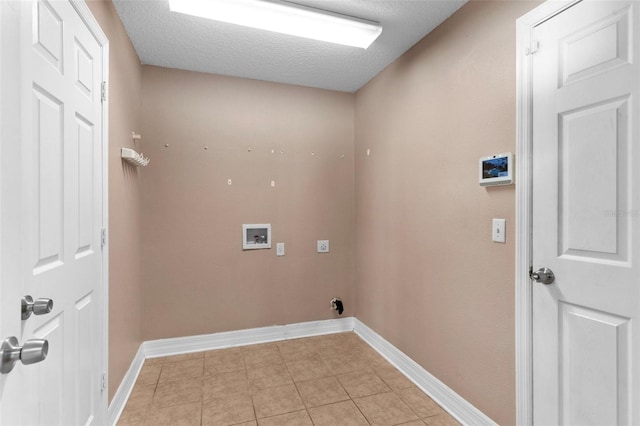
[
  {"x1": 532, "y1": 1, "x2": 640, "y2": 424},
  {"x1": 0, "y1": 0, "x2": 108, "y2": 424}
]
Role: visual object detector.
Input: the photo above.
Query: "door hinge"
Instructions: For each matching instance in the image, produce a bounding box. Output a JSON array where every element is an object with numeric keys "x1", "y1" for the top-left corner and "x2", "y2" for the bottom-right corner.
[
  {"x1": 525, "y1": 41, "x2": 540, "y2": 56},
  {"x1": 101, "y1": 372, "x2": 107, "y2": 392},
  {"x1": 101, "y1": 228, "x2": 107, "y2": 248},
  {"x1": 101, "y1": 81, "x2": 107, "y2": 102}
]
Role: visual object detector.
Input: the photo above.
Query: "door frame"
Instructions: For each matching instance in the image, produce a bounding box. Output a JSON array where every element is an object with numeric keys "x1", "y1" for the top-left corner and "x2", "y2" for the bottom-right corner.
[
  {"x1": 69, "y1": 0, "x2": 111, "y2": 418},
  {"x1": 515, "y1": 1, "x2": 580, "y2": 425}
]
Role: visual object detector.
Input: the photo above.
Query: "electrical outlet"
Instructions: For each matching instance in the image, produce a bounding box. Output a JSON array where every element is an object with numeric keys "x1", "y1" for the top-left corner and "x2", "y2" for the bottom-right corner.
[
  {"x1": 276, "y1": 242, "x2": 285, "y2": 256},
  {"x1": 317, "y1": 240, "x2": 329, "y2": 253}
]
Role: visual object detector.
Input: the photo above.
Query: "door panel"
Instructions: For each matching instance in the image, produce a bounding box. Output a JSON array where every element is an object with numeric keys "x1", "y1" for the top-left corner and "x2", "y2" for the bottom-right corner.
[
  {"x1": 532, "y1": 1, "x2": 639, "y2": 425},
  {"x1": 32, "y1": 314, "x2": 65, "y2": 425},
  {"x1": 76, "y1": 115, "x2": 95, "y2": 256},
  {"x1": 76, "y1": 291, "x2": 96, "y2": 424},
  {"x1": 32, "y1": 85, "x2": 65, "y2": 273},
  {"x1": 559, "y1": 302, "x2": 630, "y2": 426},
  {"x1": 560, "y1": 5, "x2": 631, "y2": 86},
  {"x1": 558, "y1": 96, "x2": 628, "y2": 260},
  {"x1": 34, "y1": 0, "x2": 63, "y2": 72}
]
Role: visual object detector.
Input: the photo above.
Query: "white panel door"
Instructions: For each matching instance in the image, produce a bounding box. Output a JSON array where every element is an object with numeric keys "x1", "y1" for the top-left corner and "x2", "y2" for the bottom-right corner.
[
  {"x1": 0, "y1": 0, "x2": 107, "y2": 424},
  {"x1": 532, "y1": 1, "x2": 639, "y2": 425}
]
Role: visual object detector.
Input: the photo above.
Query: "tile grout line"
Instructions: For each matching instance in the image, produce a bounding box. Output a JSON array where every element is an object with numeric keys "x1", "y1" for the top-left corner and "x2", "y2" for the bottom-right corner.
[{"x1": 247, "y1": 354, "x2": 259, "y2": 426}]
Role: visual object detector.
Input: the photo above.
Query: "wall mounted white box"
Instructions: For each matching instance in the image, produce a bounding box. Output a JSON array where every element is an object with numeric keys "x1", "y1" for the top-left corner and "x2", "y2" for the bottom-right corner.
[{"x1": 242, "y1": 224, "x2": 271, "y2": 250}]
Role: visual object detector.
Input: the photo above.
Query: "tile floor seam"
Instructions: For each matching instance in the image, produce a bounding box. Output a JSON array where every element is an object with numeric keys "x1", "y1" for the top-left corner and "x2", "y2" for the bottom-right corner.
[
  {"x1": 401, "y1": 393, "x2": 426, "y2": 424},
  {"x1": 352, "y1": 396, "x2": 373, "y2": 425},
  {"x1": 280, "y1": 347, "x2": 301, "y2": 385},
  {"x1": 249, "y1": 371, "x2": 259, "y2": 425},
  {"x1": 351, "y1": 397, "x2": 370, "y2": 425},
  {"x1": 251, "y1": 393, "x2": 258, "y2": 425},
  {"x1": 290, "y1": 375, "x2": 307, "y2": 412}
]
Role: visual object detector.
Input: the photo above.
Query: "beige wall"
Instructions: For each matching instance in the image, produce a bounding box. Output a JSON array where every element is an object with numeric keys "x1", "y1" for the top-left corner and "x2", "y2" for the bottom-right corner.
[
  {"x1": 139, "y1": 66, "x2": 355, "y2": 340},
  {"x1": 86, "y1": 0, "x2": 143, "y2": 402},
  {"x1": 354, "y1": 1, "x2": 538, "y2": 425},
  {"x1": 87, "y1": 0, "x2": 539, "y2": 418}
]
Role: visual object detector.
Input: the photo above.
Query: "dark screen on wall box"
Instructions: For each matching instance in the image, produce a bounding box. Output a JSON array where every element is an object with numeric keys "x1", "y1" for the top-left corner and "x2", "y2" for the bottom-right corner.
[{"x1": 482, "y1": 157, "x2": 509, "y2": 179}]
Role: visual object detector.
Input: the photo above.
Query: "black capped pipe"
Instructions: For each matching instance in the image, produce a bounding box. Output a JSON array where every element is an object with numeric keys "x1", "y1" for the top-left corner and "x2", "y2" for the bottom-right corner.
[{"x1": 330, "y1": 298, "x2": 344, "y2": 315}]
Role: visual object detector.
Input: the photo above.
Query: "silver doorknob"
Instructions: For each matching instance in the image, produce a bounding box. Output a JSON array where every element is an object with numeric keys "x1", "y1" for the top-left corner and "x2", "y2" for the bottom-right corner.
[
  {"x1": 22, "y1": 295, "x2": 53, "y2": 320},
  {"x1": 530, "y1": 267, "x2": 555, "y2": 285},
  {"x1": 0, "y1": 336, "x2": 49, "y2": 374}
]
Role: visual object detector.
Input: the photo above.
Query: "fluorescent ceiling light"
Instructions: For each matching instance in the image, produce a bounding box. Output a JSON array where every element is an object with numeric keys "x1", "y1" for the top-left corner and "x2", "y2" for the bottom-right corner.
[{"x1": 168, "y1": 0, "x2": 383, "y2": 49}]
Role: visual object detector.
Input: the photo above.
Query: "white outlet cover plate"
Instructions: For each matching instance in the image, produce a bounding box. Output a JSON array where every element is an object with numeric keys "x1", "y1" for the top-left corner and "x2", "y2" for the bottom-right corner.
[
  {"x1": 317, "y1": 240, "x2": 329, "y2": 253},
  {"x1": 276, "y1": 242, "x2": 285, "y2": 256}
]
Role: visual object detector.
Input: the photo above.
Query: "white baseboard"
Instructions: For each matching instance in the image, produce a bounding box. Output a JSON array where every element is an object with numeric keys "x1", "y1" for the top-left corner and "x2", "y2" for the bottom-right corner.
[
  {"x1": 143, "y1": 317, "x2": 356, "y2": 358},
  {"x1": 107, "y1": 344, "x2": 145, "y2": 426},
  {"x1": 108, "y1": 316, "x2": 495, "y2": 426},
  {"x1": 353, "y1": 318, "x2": 497, "y2": 426}
]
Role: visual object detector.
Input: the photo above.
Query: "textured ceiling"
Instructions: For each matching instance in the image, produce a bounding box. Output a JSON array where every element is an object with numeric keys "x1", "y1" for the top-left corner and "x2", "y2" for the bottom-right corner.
[{"x1": 113, "y1": 0, "x2": 467, "y2": 93}]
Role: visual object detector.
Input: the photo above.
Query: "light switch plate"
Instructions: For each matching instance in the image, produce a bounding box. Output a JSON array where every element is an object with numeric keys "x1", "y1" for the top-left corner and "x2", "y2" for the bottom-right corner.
[
  {"x1": 492, "y1": 219, "x2": 506, "y2": 243},
  {"x1": 276, "y1": 242, "x2": 285, "y2": 256}
]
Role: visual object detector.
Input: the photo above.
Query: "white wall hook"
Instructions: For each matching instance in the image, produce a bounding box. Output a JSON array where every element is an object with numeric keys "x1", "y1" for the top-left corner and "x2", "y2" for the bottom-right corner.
[{"x1": 121, "y1": 148, "x2": 150, "y2": 167}]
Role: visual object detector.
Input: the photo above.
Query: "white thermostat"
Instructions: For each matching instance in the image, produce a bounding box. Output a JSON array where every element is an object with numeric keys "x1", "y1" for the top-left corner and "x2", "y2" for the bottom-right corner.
[{"x1": 479, "y1": 152, "x2": 513, "y2": 186}]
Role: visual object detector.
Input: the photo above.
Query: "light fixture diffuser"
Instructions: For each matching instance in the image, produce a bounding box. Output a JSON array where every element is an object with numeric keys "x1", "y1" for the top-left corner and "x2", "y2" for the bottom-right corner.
[{"x1": 168, "y1": 0, "x2": 383, "y2": 49}]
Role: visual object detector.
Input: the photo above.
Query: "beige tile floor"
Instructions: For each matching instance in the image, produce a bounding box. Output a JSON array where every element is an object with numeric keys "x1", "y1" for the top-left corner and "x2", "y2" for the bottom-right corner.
[{"x1": 117, "y1": 332, "x2": 460, "y2": 426}]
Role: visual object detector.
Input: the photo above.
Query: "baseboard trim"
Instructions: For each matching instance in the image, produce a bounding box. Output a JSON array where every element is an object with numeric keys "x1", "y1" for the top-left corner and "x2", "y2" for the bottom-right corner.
[
  {"x1": 143, "y1": 317, "x2": 356, "y2": 358},
  {"x1": 107, "y1": 344, "x2": 145, "y2": 426},
  {"x1": 108, "y1": 317, "x2": 496, "y2": 426},
  {"x1": 353, "y1": 318, "x2": 497, "y2": 426}
]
